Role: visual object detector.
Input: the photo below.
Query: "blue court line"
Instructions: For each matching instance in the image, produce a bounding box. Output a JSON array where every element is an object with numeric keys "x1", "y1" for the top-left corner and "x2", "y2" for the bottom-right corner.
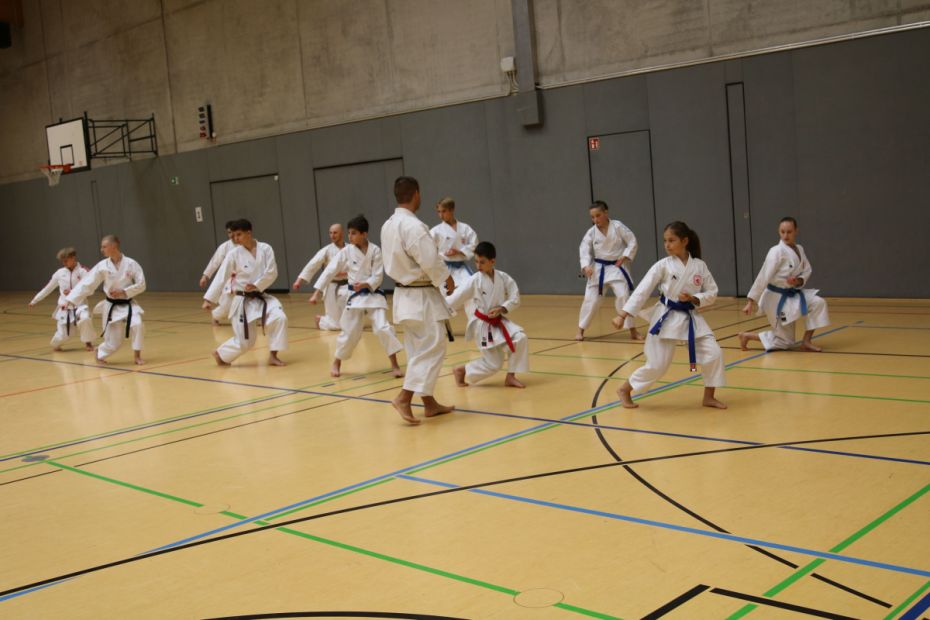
[
  {"x1": 852, "y1": 325, "x2": 930, "y2": 331},
  {"x1": 396, "y1": 474, "x2": 930, "y2": 579},
  {"x1": 901, "y1": 588, "x2": 930, "y2": 620}
]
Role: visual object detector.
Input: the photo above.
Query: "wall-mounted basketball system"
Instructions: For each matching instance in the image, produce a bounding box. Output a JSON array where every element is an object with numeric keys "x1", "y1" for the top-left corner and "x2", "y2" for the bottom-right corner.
[{"x1": 42, "y1": 112, "x2": 157, "y2": 185}]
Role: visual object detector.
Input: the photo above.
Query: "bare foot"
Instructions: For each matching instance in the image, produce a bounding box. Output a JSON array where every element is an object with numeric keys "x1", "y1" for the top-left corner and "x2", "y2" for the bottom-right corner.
[
  {"x1": 453, "y1": 366, "x2": 468, "y2": 387},
  {"x1": 629, "y1": 328, "x2": 645, "y2": 341},
  {"x1": 84, "y1": 342, "x2": 94, "y2": 351},
  {"x1": 314, "y1": 315, "x2": 322, "y2": 329},
  {"x1": 391, "y1": 366, "x2": 404, "y2": 378},
  {"x1": 575, "y1": 328, "x2": 585, "y2": 341},
  {"x1": 617, "y1": 383, "x2": 638, "y2": 409},
  {"x1": 212, "y1": 319, "x2": 220, "y2": 326},
  {"x1": 738, "y1": 333, "x2": 751, "y2": 351},
  {"x1": 504, "y1": 373, "x2": 525, "y2": 389},
  {"x1": 703, "y1": 397, "x2": 728, "y2": 409},
  {"x1": 212, "y1": 351, "x2": 230, "y2": 366},
  {"x1": 611, "y1": 316, "x2": 624, "y2": 330},
  {"x1": 800, "y1": 341, "x2": 822, "y2": 352},
  {"x1": 53, "y1": 346, "x2": 63, "y2": 352},
  {"x1": 268, "y1": 353, "x2": 286, "y2": 366},
  {"x1": 423, "y1": 401, "x2": 454, "y2": 417},
  {"x1": 95, "y1": 350, "x2": 108, "y2": 365},
  {"x1": 391, "y1": 395, "x2": 420, "y2": 425},
  {"x1": 134, "y1": 353, "x2": 145, "y2": 366},
  {"x1": 330, "y1": 359, "x2": 341, "y2": 377}
]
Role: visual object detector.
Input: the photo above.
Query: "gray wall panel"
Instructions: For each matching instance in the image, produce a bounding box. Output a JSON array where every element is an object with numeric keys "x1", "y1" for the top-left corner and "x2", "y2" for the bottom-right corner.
[
  {"x1": 276, "y1": 132, "x2": 321, "y2": 281},
  {"x1": 647, "y1": 63, "x2": 738, "y2": 295}
]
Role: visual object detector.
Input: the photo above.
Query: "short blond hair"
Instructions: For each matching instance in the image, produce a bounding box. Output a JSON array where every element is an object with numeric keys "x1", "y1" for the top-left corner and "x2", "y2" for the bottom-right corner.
[
  {"x1": 56, "y1": 247, "x2": 77, "y2": 261},
  {"x1": 436, "y1": 197, "x2": 455, "y2": 210},
  {"x1": 101, "y1": 234, "x2": 120, "y2": 246}
]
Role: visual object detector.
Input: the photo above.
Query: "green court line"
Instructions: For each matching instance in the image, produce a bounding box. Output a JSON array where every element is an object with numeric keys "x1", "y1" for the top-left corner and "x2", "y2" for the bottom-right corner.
[
  {"x1": 46, "y1": 460, "x2": 203, "y2": 507},
  {"x1": 727, "y1": 482, "x2": 930, "y2": 619},
  {"x1": 884, "y1": 580, "x2": 930, "y2": 619},
  {"x1": 41, "y1": 462, "x2": 622, "y2": 619}
]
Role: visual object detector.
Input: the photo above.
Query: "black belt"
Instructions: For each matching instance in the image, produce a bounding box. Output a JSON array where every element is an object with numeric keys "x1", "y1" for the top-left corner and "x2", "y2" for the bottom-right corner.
[
  {"x1": 346, "y1": 286, "x2": 386, "y2": 306},
  {"x1": 104, "y1": 297, "x2": 132, "y2": 338},
  {"x1": 235, "y1": 291, "x2": 267, "y2": 339},
  {"x1": 62, "y1": 306, "x2": 76, "y2": 336},
  {"x1": 395, "y1": 281, "x2": 433, "y2": 288},
  {"x1": 333, "y1": 279, "x2": 349, "y2": 286}
]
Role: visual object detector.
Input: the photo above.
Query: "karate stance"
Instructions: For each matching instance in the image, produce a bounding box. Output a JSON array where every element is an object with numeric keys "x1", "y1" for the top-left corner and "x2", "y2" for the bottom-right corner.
[
  {"x1": 739, "y1": 217, "x2": 830, "y2": 352},
  {"x1": 310, "y1": 215, "x2": 404, "y2": 378},
  {"x1": 29, "y1": 247, "x2": 94, "y2": 351},
  {"x1": 448, "y1": 241, "x2": 528, "y2": 388},
  {"x1": 430, "y1": 197, "x2": 478, "y2": 288},
  {"x1": 199, "y1": 221, "x2": 237, "y2": 325},
  {"x1": 613, "y1": 222, "x2": 726, "y2": 409},
  {"x1": 293, "y1": 223, "x2": 348, "y2": 331},
  {"x1": 203, "y1": 219, "x2": 288, "y2": 366},
  {"x1": 577, "y1": 201, "x2": 642, "y2": 341},
  {"x1": 381, "y1": 176, "x2": 455, "y2": 425},
  {"x1": 66, "y1": 235, "x2": 146, "y2": 365}
]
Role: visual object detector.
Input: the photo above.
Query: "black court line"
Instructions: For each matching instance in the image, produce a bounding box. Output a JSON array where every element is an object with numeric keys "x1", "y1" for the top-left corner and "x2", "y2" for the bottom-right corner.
[
  {"x1": 710, "y1": 587, "x2": 858, "y2": 619},
  {"x1": 640, "y1": 584, "x2": 710, "y2": 619},
  {"x1": 3, "y1": 428, "x2": 927, "y2": 600},
  {"x1": 718, "y1": 345, "x2": 930, "y2": 358},
  {"x1": 589, "y1": 363, "x2": 894, "y2": 610}
]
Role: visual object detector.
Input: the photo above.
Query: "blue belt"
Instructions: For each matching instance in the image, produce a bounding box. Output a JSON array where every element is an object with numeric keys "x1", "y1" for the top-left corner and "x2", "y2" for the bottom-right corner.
[
  {"x1": 346, "y1": 286, "x2": 386, "y2": 306},
  {"x1": 767, "y1": 284, "x2": 807, "y2": 321},
  {"x1": 594, "y1": 258, "x2": 634, "y2": 295},
  {"x1": 445, "y1": 260, "x2": 474, "y2": 275},
  {"x1": 650, "y1": 295, "x2": 697, "y2": 372}
]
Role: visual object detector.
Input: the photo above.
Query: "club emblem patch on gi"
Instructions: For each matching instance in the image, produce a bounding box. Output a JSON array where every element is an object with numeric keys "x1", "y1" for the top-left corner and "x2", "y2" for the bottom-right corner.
[{"x1": 693, "y1": 275, "x2": 702, "y2": 286}]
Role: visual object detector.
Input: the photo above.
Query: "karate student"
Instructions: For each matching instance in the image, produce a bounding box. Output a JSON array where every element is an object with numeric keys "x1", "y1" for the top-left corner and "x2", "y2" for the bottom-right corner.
[
  {"x1": 199, "y1": 221, "x2": 237, "y2": 325},
  {"x1": 612, "y1": 221, "x2": 726, "y2": 409},
  {"x1": 577, "y1": 201, "x2": 642, "y2": 341},
  {"x1": 28, "y1": 247, "x2": 94, "y2": 351},
  {"x1": 381, "y1": 176, "x2": 455, "y2": 425},
  {"x1": 739, "y1": 217, "x2": 830, "y2": 352},
  {"x1": 293, "y1": 223, "x2": 348, "y2": 331},
  {"x1": 310, "y1": 214, "x2": 403, "y2": 378},
  {"x1": 202, "y1": 219, "x2": 288, "y2": 366},
  {"x1": 447, "y1": 241, "x2": 528, "y2": 389},
  {"x1": 66, "y1": 235, "x2": 146, "y2": 365},
  {"x1": 430, "y1": 197, "x2": 478, "y2": 287}
]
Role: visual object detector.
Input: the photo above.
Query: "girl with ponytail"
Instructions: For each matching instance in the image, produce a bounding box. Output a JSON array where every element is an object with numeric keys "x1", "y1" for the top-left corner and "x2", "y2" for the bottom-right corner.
[{"x1": 612, "y1": 221, "x2": 727, "y2": 409}]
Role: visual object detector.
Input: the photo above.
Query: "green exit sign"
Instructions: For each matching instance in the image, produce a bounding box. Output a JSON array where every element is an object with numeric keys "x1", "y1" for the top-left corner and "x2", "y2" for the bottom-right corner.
[{"x1": 170, "y1": 176, "x2": 180, "y2": 186}]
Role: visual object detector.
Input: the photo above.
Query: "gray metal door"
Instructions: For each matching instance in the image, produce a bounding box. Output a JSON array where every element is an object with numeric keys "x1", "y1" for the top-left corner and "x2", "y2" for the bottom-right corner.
[
  {"x1": 587, "y1": 130, "x2": 658, "y2": 281},
  {"x1": 210, "y1": 174, "x2": 290, "y2": 290},
  {"x1": 313, "y1": 158, "x2": 405, "y2": 247}
]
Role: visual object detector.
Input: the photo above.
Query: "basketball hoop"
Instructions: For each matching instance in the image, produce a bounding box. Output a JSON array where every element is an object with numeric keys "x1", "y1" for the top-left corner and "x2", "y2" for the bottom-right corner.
[{"x1": 39, "y1": 164, "x2": 71, "y2": 187}]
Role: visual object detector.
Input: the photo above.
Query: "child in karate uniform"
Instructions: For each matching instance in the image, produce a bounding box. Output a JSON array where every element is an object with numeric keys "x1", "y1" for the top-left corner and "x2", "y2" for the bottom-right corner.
[
  {"x1": 448, "y1": 242, "x2": 528, "y2": 388},
  {"x1": 310, "y1": 215, "x2": 403, "y2": 378},
  {"x1": 739, "y1": 217, "x2": 830, "y2": 352},
  {"x1": 29, "y1": 247, "x2": 94, "y2": 351},
  {"x1": 613, "y1": 221, "x2": 726, "y2": 409}
]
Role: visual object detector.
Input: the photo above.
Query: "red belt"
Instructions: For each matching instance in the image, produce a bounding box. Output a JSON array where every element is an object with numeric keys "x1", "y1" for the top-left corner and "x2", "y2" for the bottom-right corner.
[{"x1": 474, "y1": 309, "x2": 514, "y2": 352}]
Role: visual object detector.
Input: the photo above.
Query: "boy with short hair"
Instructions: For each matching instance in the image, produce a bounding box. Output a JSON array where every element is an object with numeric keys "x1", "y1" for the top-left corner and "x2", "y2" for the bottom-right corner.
[
  {"x1": 430, "y1": 197, "x2": 478, "y2": 288},
  {"x1": 310, "y1": 215, "x2": 403, "y2": 378},
  {"x1": 448, "y1": 241, "x2": 528, "y2": 388},
  {"x1": 199, "y1": 221, "x2": 237, "y2": 325},
  {"x1": 29, "y1": 247, "x2": 95, "y2": 351}
]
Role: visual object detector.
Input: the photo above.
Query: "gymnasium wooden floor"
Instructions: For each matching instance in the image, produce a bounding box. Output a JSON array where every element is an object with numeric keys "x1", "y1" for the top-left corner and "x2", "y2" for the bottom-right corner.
[{"x1": 0, "y1": 291, "x2": 928, "y2": 619}]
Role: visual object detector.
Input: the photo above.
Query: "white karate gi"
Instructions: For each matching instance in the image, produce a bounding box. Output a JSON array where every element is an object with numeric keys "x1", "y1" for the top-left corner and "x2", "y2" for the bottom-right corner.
[
  {"x1": 747, "y1": 241, "x2": 830, "y2": 350},
  {"x1": 205, "y1": 241, "x2": 288, "y2": 363},
  {"x1": 447, "y1": 269, "x2": 528, "y2": 384},
  {"x1": 202, "y1": 239, "x2": 236, "y2": 323},
  {"x1": 430, "y1": 220, "x2": 478, "y2": 287},
  {"x1": 623, "y1": 255, "x2": 725, "y2": 392},
  {"x1": 66, "y1": 256, "x2": 146, "y2": 360},
  {"x1": 382, "y1": 207, "x2": 453, "y2": 396},
  {"x1": 578, "y1": 219, "x2": 639, "y2": 330},
  {"x1": 298, "y1": 243, "x2": 349, "y2": 331},
  {"x1": 31, "y1": 263, "x2": 95, "y2": 347},
  {"x1": 315, "y1": 243, "x2": 402, "y2": 362}
]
